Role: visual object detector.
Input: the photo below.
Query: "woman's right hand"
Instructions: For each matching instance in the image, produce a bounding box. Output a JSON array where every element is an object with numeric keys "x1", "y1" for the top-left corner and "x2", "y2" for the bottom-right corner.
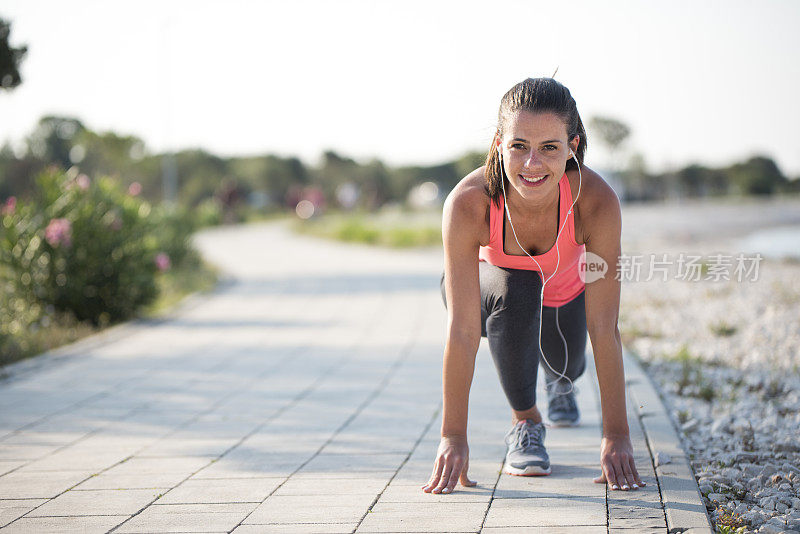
[{"x1": 421, "y1": 435, "x2": 476, "y2": 494}]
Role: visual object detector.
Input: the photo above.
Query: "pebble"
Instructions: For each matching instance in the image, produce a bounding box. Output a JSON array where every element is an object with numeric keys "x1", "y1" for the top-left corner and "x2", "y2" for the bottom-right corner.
[
  {"x1": 621, "y1": 258, "x2": 800, "y2": 533},
  {"x1": 655, "y1": 451, "x2": 672, "y2": 466}
]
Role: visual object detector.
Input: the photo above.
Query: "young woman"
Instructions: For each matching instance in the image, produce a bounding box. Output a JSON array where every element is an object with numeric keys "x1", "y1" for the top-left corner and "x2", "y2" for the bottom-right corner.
[{"x1": 422, "y1": 78, "x2": 645, "y2": 495}]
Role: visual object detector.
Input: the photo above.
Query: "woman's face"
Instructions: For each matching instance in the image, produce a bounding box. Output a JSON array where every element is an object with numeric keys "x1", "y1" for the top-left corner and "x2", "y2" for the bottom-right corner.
[{"x1": 498, "y1": 110, "x2": 577, "y2": 204}]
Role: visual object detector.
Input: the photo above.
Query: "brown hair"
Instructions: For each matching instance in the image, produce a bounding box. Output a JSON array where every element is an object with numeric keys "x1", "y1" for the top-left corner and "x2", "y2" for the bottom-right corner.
[{"x1": 485, "y1": 78, "x2": 587, "y2": 206}]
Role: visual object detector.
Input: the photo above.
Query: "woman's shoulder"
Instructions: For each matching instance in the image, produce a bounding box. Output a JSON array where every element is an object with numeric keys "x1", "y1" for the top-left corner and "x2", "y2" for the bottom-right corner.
[
  {"x1": 443, "y1": 166, "x2": 491, "y2": 242},
  {"x1": 566, "y1": 165, "x2": 621, "y2": 244},
  {"x1": 571, "y1": 165, "x2": 619, "y2": 210},
  {"x1": 445, "y1": 166, "x2": 490, "y2": 214}
]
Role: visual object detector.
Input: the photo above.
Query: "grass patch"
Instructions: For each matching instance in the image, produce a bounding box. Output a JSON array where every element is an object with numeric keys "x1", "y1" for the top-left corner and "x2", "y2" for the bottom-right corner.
[
  {"x1": 140, "y1": 252, "x2": 221, "y2": 319},
  {"x1": 709, "y1": 321, "x2": 737, "y2": 337},
  {"x1": 663, "y1": 345, "x2": 717, "y2": 401},
  {"x1": 714, "y1": 509, "x2": 747, "y2": 533},
  {"x1": 620, "y1": 325, "x2": 663, "y2": 346},
  {"x1": 292, "y1": 210, "x2": 442, "y2": 248}
]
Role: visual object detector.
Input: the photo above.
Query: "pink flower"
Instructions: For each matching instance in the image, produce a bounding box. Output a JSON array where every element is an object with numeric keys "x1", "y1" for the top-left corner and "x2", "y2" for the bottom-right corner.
[
  {"x1": 154, "y1": 252, "x2": 171, "y2": 272},
  {"x1": 1, "y1": 196, "x2": 16, "y2": 216},
  {"x1": 45, "y1": 218, "x2": 72, "y2": 248},
  {"x1": 76, "y1": 174, "x2": 90, "y2": 191},
  {"x1": 127, "y1": 182, "x2": 142, "y2": 196}
]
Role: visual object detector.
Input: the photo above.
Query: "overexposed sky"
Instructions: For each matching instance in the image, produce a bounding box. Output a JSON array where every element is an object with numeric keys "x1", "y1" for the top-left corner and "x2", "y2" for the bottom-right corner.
[{"x1": 1, "y1": 0, "x2": 799, "y2": 175}]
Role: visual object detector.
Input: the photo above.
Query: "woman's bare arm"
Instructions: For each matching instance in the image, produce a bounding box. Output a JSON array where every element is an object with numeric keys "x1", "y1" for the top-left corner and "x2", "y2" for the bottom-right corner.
[
  {"x1": 581, "y1": 169, "x2": 645, "y2": 491},
  {"x1": 422, "y1": 177, "x2": 485, "y2": 494}
]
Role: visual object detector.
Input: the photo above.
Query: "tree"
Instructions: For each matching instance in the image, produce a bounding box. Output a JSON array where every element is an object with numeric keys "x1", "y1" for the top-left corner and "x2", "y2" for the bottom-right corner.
[
  {"x1": 25, "y1": 116, "x2": 87, "y2": 168},
  {"x1": 590, "y1": 116, "x2": 632, "y2": 197},
  {"x1": 726, "y1": 156, "x2": 787, "y2": 196},
  {"x1": 0, "y1": 18, "x2": 27, "y2": 90},
  {"x1": 590, "y1": 116, "x2": 631, "y2": 151}
]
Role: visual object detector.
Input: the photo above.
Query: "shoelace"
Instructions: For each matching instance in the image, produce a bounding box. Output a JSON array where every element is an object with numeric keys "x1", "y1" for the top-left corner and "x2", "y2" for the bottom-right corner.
[{"x1": 513, "y1": 421, "x2": 543, "y2": 450}]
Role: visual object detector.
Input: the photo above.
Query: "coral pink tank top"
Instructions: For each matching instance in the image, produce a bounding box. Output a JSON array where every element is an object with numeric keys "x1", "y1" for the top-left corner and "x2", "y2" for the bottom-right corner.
[{"x1": 478, "y1": 172, "x2": 585, "y2": 307}]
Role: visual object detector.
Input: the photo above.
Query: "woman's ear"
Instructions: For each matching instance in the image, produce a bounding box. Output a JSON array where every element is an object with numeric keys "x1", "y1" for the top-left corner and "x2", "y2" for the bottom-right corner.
[{"x1": 569, "y1": 135, "x2": 580, "y2": 156}]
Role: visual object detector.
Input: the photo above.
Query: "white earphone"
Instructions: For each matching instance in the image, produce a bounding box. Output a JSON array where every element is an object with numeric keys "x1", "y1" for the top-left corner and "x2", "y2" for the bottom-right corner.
[{"x1": 498, "y1": 142, "x2": 582, "y2": 395}]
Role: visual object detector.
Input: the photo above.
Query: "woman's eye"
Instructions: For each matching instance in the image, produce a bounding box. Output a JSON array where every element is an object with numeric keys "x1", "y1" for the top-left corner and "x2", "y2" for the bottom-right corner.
[
  {"x1": 511, "y1": 143, "x2": 525, "y2": 149},
  {"x1": 543, "y1": 145, "x2": 557, "y2": 151}
]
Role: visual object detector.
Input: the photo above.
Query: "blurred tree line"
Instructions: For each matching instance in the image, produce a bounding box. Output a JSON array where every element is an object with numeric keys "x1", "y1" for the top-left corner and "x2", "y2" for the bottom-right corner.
[
  {"x1": 2, "y1": 115, "x2": 798, "y2": 219},
  {"x1": 591, "y1": 115, "x2": 799, "y2": 201},
  {"x1": 0, "y1": 115, "x2": 489, "y2": 217}
]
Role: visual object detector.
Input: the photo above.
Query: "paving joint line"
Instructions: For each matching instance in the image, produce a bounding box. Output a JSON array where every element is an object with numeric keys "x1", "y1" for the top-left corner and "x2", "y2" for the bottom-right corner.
[
  {"x1": 476, "y1": 457, "x2": 506, "y2": 534},
  {"x1": 352, "y1": 402, "x2": 441, "y2": 533},
  {"x1": 626, "y1": 385, "x2": 668, "y2": 533}
]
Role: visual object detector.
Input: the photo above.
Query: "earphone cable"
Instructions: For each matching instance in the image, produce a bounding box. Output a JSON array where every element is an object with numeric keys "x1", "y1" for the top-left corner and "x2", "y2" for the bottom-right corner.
[{"x1": 498, "y1": 148, "x2": 582, "y2": 396}]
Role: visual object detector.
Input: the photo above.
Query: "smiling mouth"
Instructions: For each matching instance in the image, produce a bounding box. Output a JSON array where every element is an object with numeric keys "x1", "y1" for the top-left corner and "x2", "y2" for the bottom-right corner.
[{"x1": 519, "y1": 174, "x2": 547, "y2": 184}]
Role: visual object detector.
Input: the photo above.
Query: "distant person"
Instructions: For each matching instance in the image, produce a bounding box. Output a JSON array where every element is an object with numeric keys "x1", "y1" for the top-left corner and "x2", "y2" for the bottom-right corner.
[{"x1": 423, "y1": 78, "x2": 645, "y2": 494}]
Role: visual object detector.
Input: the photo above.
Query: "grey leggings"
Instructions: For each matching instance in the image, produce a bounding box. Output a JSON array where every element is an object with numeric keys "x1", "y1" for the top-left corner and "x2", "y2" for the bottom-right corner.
[{"x1": 440, "y1": 262, "x2": 587, "y2": 411}]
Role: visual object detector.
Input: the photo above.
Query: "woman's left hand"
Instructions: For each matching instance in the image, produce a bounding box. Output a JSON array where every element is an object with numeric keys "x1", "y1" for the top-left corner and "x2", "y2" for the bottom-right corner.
[{"x1": 593, "y1": 434, "x2": 646, "y2": 490}]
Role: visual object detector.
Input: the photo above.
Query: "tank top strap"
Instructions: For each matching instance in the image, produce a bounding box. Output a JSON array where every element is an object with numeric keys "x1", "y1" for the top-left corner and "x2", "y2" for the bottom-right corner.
[
  {"x1": 488, "y1": 196, "x2": 502, "y2": 245},
  {"x1": 559, "y1": 171, "x2": 580, "y2": 245}
]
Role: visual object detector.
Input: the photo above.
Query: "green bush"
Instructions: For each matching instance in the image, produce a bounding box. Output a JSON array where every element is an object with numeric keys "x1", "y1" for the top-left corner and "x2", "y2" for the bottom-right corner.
[
  {"x1": 0, "y1": 167, "x2": 197, "y2": 330},
  {"x1": 194, "y1": 198, "x2": 222, "y2": 228},
  {"x1": 147, "y1": 202, "x2": 201, "y2": 268}
]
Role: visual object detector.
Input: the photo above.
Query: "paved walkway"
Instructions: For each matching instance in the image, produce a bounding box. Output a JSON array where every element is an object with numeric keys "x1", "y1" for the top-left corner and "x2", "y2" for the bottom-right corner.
[{"x1": 0, "y1": 221, "x2": 710, "y2": 533}]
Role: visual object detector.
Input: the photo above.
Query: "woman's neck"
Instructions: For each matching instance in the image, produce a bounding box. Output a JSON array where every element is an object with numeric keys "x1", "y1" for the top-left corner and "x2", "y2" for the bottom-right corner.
[{"x1": 505, "y1": 184, "x2": 559, "y2": 221}]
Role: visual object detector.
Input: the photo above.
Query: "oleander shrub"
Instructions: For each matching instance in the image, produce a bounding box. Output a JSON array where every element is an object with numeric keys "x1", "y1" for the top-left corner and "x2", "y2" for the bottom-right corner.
[{"x1": 0, "y1": 167, "x2": 197, "y2": 333}]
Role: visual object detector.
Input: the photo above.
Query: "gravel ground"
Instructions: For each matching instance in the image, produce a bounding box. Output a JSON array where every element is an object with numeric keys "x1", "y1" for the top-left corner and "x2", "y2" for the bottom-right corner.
[{"x1": 619, "y1": 198, "x2": 800, "y2": 533}]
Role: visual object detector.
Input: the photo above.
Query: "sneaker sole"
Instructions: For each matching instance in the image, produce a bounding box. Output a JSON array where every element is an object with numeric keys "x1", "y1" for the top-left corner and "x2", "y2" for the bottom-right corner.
[
  {"x1": 503, "y1": 464, "x2": 552, "y2": 476},
  {"x1": 546, "y1": 415, "x2": 581, "y2": 428}
]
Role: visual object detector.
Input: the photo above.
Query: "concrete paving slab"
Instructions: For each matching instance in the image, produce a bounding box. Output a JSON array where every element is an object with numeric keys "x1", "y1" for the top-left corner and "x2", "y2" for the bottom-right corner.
[
  {"x1": 136, "y1": 437, "x2": 240, "y2": 457},
  {"x1": 275, "y1": 476, "x2": 388, "y2": 496},
  {"x1": 244, "y1": 494, "x2": 376, "y2": 524},
  {"x1": 357, "y1": 501, "x2": 487, "y2": 533},
  {"x1": 73, "y1": 472, "x2": 190, "y2": 490},
  {"x1": 297, "y1": 453, "x2": 409, "y2": 475},
  {"x1": 155, "y1": 477, "x2": 284, "y2": 504},
  {"x1": 232, "y1": 524, "x2": 358, "y2": 533},
  {"x1": 0, "y1": 515, "x2": 129, "y2": 533},
  {"x1": 483, "y1": 496, "x2": 606, "y2": 528},
  {"x1": 0, "y1": 460, "x2": 23, "y2": 476},
  {"x1": 25, "y1": 488, "x2": 160, "y2": 517},
  {"x1": 191, "y1": 452, "x2": 307, "y2": 479},
  {"x1": 0, "y1": 499, "x2": 48, "y2": 527},
  {"x1": 101, "y1": 456, "x2": 212, "y2": 476},
  {"x1": 114, "y1": 503, "x2": 256, "y2": 533},
  {"x1": 14, "y1": 449, "x2": 130, "y2": 472},
  {"x1": 0, "y1": 470, "x2": 93, "y2": 499},
  {"x1": 0, "y1": 443, "x2": 61, "y2": 460},
  {"x1": 493, "y1": 463, "x2": 607, "y2": 499}
]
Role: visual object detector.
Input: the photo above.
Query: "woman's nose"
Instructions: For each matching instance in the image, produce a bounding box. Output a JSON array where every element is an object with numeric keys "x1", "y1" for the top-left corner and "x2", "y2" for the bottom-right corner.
[{"x1": 524, "y1": 150, "x2": 541, "y2": 167}]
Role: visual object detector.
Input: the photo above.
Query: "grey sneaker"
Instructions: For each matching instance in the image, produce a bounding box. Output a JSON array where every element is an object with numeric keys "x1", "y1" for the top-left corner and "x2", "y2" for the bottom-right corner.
[
  {"x1": 547, "y1": 380, "x2": 580, "y2": 427},
  {"x1": 503, "y1": 419, "x2": 551, "y2": 476}
]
